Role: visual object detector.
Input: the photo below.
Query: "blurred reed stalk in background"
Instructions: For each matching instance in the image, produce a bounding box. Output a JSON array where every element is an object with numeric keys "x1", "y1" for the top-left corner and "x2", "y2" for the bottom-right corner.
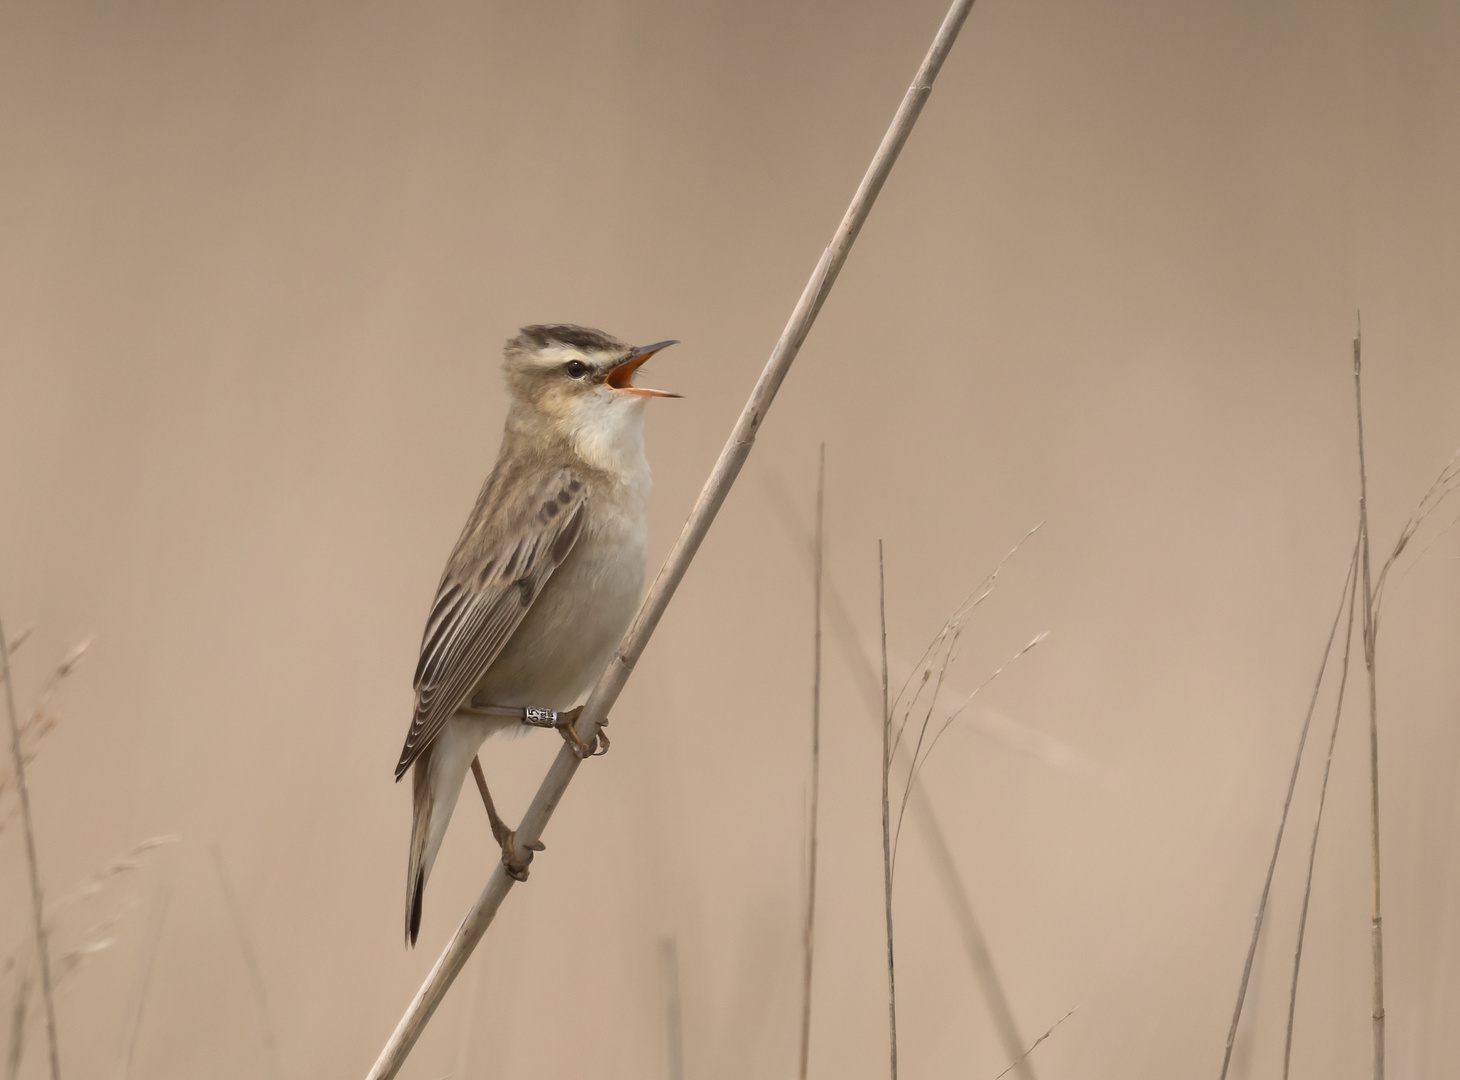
[
  {"x1": 114, "y1": 880, "x2": 171, "y2": 1080},
  {"x1": 658, "y1": 936, "x2": 684, "y2": 1080},
  {"x1": 797, "y1": 446, "x2": 824, "y2": 1080},
  {"x1": 212, "y1": 845, "x2": 284, "y2": 1080},
  {"x1": 878, "y1": 542, "x2": 897, "y2": 1080},
  {"x1": 3, "y1": 629, "x2": 178, "y2": 1080},
  {"x1": 1, "y1": 616, "x2": 73, "y2": 1080}
]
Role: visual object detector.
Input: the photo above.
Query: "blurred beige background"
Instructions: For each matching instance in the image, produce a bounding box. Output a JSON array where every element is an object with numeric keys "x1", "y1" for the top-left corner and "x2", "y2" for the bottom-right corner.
[{"x1": 2, "y1": 1, "x2": 1459, "y2": 1077}]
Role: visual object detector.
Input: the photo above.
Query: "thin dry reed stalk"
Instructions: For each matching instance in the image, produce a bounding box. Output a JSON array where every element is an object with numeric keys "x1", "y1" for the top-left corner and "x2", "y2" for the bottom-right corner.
[
  {"x1": 894, "y1": 630, "x2": 1046, "y2": 872},
  {"x1": 0, "y1": 638, "x2": 87, "y2": 836},
  {"x1": 1368, "y1": 455, "x2": 1460, "y2": 628},
  {"x1": 114, "y1": 883, "x2": 170, "y2": 1080},
  {"x1": 798, "y1": 446, "x2": 825, "y2": 1080},
  {"x1": 1216, "y1": 531, "x2": 1360, "y2": 1080},
  {"x1": 763, "y1": 479, "x2": 1037, "y2": 1080},
  {"x1": 364, "y1": 3, "x2": 978, "y2": 1073},
  {"x1": 993, "y1": 1007, "x2": 1077, "y2": 1080},
  {"x1": 1232, "y1": 329, "x2": 1456, "y2": 1078},
  {"x1": 212, "y1": 845, "x2": 284, "y2": 1080},
  {"x1": 659, "y1": 936, "x2": 684, "y2": 1080},
  {"x1": 886, "y1": 527, "x2": 1040, "y2": 766},
  {"x1": 878, "y1": 542, "x2": 898, "y2": 1080},
  {"x1": 1283, "y1": 534, "x2": 1361, "y2": 1079},
  {"x1": 0, "y1": 612, "x2": 62, "y2": 1080},
  {"x1": 768, "y1": 478, "x2": 1077, "y2": 773},
  {"x1": 5, "y1": 949, "x2": 30, "y2": 1080},
  {"x1": 1352, "y1": 325, "x2": 1386, "y2": 1080},
  {"x1": 886, "y1": 527, "x2": 1043, "y2": 871},
  {"x1": 1350, "y1": 340, "x2": 1460, "y2": 1080}
]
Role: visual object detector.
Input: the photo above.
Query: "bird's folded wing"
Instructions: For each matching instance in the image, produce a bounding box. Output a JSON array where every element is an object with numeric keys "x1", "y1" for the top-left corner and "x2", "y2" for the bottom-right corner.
[{"x1": 395, "y1": 464, "x2": 587, "y2": 778}]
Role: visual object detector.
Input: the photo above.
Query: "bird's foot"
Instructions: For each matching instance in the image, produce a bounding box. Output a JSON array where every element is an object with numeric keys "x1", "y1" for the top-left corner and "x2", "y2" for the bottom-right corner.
[
  {"x1": 495, "y1": 826, "x2": 545, "y2": 882},
  {"x1": 554, "y1": 706, "x2": 610, "y2": 759}
]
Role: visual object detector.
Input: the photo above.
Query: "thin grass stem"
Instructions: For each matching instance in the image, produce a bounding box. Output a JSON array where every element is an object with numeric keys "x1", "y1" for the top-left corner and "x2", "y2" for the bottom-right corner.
[
  {"x1": 0, "y1": 611, "x2": 61, "y2": 1080},
  {"x1": 114, "y1": 884, "x2": 171, "y2": 1080},
  {"x1": 993, "y1": 1007, "x2": 1077, "y2": 1080},
  {"x1": 659, "y1": 936, "x2": 684, "y2": 1080},
  {"x1": 888, "y1": 524, "x2": 1040, "y2": 765},
  {"x1": 1352, "y1": 322, "x2": 1385, "y2": 1080},
  {"x1": 798, "y1": 445, "x2": 824, "y2": 1080},
  {"x1": 5, "y1": 948, "x2": 31, "y2": 1080},
  {"x1": 894, "y1": 630, "x2": 1047, "y2": 870},
  {"x1": 1217, "y1": 531, "x2": 1361, "y2": 1080},
  {"x1": 879, "y1": 542, "x2": 897, "y2": 1080},
  {"x1": 1283, "y1": 532, "x2": 1361, "y2": 1079}
]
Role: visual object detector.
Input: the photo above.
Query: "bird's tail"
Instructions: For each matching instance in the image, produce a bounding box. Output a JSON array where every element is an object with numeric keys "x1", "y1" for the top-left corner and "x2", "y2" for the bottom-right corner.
[
  {"x1": 404, "y1": 726, "x2": 477, "y2": 947},
  {"x1": 405, "y1": 744, "x2": 434, "y2": 947}
]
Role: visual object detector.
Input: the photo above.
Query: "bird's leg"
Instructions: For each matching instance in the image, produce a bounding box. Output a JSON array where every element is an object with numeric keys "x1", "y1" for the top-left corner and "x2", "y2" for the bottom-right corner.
[
  {"x1": 552, "y1": 706, "x2": 610, "y2": 759},
  {"x1": 469, "y1": 755, "x2": 510, "y2": 847},
  {"x1": 470, "y1": 755, "x2": 542, "y2": 881}
]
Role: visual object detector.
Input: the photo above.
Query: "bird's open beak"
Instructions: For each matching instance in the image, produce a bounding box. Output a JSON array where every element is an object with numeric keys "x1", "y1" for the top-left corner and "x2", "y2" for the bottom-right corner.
[{"x1": 607, "y1": 340, "x2": 681, "y2": 398}]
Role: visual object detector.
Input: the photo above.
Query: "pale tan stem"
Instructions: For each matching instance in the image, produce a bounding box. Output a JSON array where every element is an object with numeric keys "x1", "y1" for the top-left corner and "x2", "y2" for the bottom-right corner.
[
  {"x1": 1217, "y1": 533, "x2": 1360, "y2": 1080},
  {"x1": 879, "y1": 542, "x2": 897, "y2": 1080},
  {"x1": 797, "y1": 445, "x2": 824, "y2": 1080},
  {"x1": 1283, "y1": 535, "x2": 1361, "y2": 1079},
  {"x1": 212, "y1": 846, "x2": 283, "y2": 1080},
  {"x1": 659, "y1": 936, "x2": 684, "y2": 1080},
  {"x1": 1352, "y1": 324, "x2": 1385, "y2": 1080},
  {"x1": 115, "y1": 884, "x2": 171, "y2": 1080},
  {"x1": 363, "y1": 3, "x2": 978, "y2": 1074}
]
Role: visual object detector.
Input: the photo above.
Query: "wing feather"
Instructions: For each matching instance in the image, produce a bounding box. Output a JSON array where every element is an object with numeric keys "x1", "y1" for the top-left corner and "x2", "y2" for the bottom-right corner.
[{"x1": 395, "y1": 464, "x2": 587, "y2": 779}]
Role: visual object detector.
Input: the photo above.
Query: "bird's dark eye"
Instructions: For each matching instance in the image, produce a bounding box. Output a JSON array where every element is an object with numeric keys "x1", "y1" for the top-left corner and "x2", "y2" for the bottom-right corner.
[{"x1": 564, "y1": 360, "x2": 588, "y2": 379}]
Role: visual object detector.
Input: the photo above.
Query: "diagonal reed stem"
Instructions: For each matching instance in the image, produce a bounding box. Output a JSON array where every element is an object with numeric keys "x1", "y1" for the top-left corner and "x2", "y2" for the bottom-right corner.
[
  {"x1": 0, "y1": 611, "x2": 61, "y2": 1080},
  {"x1": 363, "y1": 4, "x2": 979, "y2": 1074},
  {"x1": 1217, "y1": 531, "x2": 1361, "y2": 1080},
  {"x1": 798, "y1": 445, "x2": 825, "y2": 1080},
  {"x1": 1283, "y1": 529, "x2": 1361, "y2": 1079}
]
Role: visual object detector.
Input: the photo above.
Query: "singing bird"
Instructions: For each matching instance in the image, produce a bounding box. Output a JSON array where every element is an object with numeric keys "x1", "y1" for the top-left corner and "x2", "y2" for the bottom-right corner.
[{"x1": 396, "y1": 324, "x2": 678, "y2": 945}]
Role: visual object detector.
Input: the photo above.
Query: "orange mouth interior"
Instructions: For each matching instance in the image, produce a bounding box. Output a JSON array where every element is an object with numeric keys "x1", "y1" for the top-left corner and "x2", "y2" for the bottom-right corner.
[{"x1": 606, "y1": 354, "x2": 649, "y2": 390}]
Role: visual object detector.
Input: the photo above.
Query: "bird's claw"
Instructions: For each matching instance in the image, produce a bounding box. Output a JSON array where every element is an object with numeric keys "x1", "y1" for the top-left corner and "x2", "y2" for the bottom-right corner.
[
  {"x1": 499, "y1": 830, "x2": 546, "y2": 882},
  {"x1": 554, "y1": 706, "x2": 610, "y2": 759}
]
